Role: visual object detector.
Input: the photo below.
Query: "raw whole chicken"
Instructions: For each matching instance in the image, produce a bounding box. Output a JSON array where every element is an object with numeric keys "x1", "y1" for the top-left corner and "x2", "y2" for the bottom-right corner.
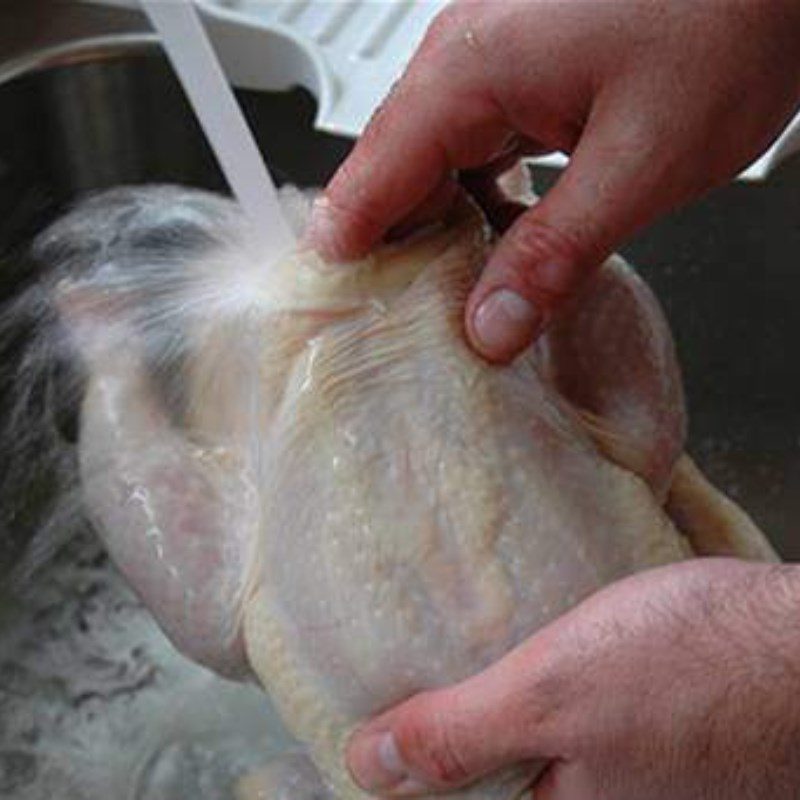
[{"x1": 30, "y1": 185, "x2": 775, "y2": 800}]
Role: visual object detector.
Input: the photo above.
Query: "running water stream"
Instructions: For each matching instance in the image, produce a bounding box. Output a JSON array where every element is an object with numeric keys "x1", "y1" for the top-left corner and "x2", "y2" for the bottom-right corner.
[{"x1": 141, "y1": 0, "x2": 296, "y2": 256}]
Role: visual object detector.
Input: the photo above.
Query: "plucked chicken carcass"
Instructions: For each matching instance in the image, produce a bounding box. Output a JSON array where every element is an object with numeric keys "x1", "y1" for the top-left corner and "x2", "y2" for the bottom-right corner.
[{"x1": 33, "y1": 184, "x2": 775, "y2": 800}]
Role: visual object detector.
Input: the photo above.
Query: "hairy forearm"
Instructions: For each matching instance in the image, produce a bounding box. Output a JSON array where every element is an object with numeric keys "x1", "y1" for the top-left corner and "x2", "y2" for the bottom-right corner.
[
  {"x1": 672, "y1": 563, "x2": 800, "y2": 797},
  {"x1": 346, "y1": 559, "x2": 800, "y2": 800}
]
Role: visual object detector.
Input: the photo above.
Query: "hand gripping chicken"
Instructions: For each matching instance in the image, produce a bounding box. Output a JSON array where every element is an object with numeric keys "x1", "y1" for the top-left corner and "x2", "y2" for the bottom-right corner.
[{"x1": 35, "y1": 185, "x2": 775, "y2": 800}]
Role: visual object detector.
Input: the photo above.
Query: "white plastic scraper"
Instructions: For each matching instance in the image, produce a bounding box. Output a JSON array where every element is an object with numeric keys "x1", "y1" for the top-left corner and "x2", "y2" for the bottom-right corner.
[{"x1": 141, "y1": 0, "x2": 296, "y2": 253}]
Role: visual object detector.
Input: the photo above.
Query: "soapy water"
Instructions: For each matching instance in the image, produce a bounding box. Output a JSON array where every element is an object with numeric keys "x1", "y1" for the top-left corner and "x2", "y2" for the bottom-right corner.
[{"x1": 0, "y1": 184, "x2": 313, "y2": 799}]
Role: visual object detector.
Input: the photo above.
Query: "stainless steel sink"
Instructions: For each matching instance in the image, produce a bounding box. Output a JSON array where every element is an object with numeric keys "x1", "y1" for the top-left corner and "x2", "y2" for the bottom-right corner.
[{"x1": 0, "y1": 10, "x2": 799, "y2": 800}]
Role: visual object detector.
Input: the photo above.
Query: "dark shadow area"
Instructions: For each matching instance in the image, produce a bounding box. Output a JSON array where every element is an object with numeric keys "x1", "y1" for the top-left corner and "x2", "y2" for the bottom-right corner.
[{"x1": 534, "y1": 155, "x2": 800, "y2": 558}]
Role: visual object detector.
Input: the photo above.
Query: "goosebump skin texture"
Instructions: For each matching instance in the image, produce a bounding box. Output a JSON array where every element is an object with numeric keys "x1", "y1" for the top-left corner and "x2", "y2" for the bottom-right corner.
[{"x1": 30, "y1": 185, "x2": 774, "y2": 800}]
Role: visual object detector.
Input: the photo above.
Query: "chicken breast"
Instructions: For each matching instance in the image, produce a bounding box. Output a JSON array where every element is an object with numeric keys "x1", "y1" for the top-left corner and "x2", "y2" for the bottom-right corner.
[{"x1": 31, "y1": 185, "x2": 775, "y2": 800}]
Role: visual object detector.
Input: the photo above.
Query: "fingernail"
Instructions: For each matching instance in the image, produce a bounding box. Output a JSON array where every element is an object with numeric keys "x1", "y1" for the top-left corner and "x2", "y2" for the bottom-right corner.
[
  {"x1": 472, "y1": 288, "x2": 543, "y2": 359},
  {"x1": 307, "y1": 197, "x2": 340, "y2": 260},
  {"x1": 348, "y1": 731, "x2": 429, "y2": 796}
]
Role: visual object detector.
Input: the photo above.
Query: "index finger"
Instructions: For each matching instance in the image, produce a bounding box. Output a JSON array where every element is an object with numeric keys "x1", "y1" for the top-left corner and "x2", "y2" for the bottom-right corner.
[{"x1": 308, "y1": 9, "x2": 510, "y2": 261}]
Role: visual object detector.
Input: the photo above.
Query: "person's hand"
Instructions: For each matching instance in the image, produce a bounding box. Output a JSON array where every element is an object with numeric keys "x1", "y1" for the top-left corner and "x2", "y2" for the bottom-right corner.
[
  {"x1": 345, "y1": 558, "x2": 800, "y2": 800},
  {"x1": 309, "y1": 0, "x2": 800, "y2": 362}
]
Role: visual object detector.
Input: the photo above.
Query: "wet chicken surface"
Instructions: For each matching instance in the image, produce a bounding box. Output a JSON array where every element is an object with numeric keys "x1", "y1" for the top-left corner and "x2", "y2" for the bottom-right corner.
[{"x1": 35, "y1": 186, "x2": 774, "y2": 800}]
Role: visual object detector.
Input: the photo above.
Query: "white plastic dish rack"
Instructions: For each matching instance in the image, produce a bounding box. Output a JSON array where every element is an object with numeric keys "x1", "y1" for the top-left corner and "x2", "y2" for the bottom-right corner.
[{"x1": 98, "y1": 0, "x2": 800, "y2": 181}]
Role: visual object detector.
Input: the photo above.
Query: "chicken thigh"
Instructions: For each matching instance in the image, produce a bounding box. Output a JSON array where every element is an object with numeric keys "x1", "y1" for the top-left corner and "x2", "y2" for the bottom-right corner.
[{"x1": 34, "y1": 185, "x2": 774, "y2": 800}]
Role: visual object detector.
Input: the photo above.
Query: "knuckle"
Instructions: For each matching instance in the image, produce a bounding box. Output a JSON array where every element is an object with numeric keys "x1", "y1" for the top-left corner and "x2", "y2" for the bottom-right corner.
[
  {"x1": 415, "y1": 1, "x2": 483, "y2": 73},
  {"x1": 323, "y1": 170, "x2": 384, "y2": 247},
  {"x1": 509, "y1": 216, "x2": 585, "y2": 272},
  {"x1": 424, "y1": 4, "x2": 469, "y2": 51},
  {"x1": 395, "y1": 695, "x2": 473, "y2": 787},
  {"x1": 503, "y1": 218, "x2": 591, "y2": 308},
  {"x1": 423, "y1": 729, "x2": 472, "y2": 787}
]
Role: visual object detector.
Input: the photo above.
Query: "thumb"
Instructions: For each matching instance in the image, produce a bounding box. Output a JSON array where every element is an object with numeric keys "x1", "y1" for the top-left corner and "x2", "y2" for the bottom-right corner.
[
  {"x1": 345, "y1": 638, "x2": 561, "y2": 796},
  {"x1": 465, "y1": 112, "x2": 685, "y2": 363}
]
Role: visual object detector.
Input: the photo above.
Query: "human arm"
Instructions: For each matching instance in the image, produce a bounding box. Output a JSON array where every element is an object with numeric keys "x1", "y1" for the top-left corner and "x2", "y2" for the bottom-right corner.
[{"x1": 345, "y1": 558, "x2": 800, "y2": 800}]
